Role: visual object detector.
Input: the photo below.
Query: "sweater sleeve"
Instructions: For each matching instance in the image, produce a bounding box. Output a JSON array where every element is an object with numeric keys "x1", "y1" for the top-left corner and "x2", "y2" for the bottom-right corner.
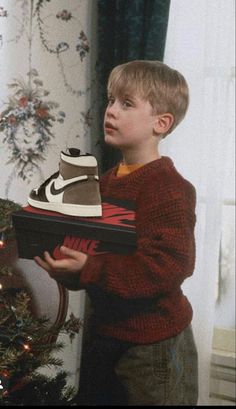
[{"x1": 79, "y1": 178, "x2": 196, "y2": 299}]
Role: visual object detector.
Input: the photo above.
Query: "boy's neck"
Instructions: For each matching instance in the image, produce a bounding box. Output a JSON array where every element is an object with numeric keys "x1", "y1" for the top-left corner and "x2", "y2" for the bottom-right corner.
[{"x1": 122, "y1": 149, "x2": 161, "y2": 165}]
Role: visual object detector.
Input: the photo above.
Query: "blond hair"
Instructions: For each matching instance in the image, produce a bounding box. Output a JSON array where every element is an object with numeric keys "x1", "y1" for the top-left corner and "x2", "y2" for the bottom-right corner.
[{"x1": 107, "y1": 60, "x2": 189, "y2": 136}]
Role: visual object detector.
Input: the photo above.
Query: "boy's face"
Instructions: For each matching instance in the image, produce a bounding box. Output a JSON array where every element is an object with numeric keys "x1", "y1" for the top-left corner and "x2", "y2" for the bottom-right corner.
[{"x1": 104, "y1": 92, "x2": 158, "y2": 153}]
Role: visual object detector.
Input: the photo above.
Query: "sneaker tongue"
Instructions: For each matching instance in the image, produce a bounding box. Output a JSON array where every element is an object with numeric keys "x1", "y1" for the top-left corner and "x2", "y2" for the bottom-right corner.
[
  {"x1": 65, "y1": 148, "x2": 92, "y2": 157},
  {"x1": 67, "y1": 148, "x2": 81, "y2": 157}
]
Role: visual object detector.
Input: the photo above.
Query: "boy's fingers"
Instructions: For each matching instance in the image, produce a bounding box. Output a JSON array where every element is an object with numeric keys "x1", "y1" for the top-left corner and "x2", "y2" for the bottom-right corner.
[
  {"x1": 35, "y1": 252, "x2": 58, "y2": 271},
  {"x1": 43, "y1": 251, "x2": 64, "y2": 270},
  {"x1": 60, "y1": 246, "x2": 82, "y2": 259},
  {"x1": 43, "y1": 251, "x2": 54, "y2": 263},
  {"x1": 43, "y1": 251, "x2": 72, "y2": 271},
  {"x1": 34, "y1": 255, "x2": 50, "y2": 272}
]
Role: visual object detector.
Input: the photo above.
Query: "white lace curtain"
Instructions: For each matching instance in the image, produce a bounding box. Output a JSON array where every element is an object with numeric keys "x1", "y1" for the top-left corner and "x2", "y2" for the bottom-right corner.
[{"x1": 162, "y1": 0, "x2": 235, "y2": 404}]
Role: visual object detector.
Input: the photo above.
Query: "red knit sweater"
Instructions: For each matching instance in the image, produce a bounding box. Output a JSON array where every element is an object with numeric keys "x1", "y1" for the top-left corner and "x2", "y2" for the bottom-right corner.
[{"x1": 79, "y1": 156, "x2": 196, "y2": 344}]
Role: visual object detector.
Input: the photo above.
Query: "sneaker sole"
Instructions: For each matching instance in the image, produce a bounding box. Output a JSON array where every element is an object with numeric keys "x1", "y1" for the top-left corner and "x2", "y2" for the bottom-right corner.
[{"x1": 28, "y1": 197, "x2": 102, "y2": 217}]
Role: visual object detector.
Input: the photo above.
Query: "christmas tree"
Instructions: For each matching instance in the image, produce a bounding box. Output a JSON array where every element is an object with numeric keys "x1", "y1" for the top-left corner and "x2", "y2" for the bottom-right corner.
[{"x1": 0, "y1": 198, "x2": 82, "y2": 405}]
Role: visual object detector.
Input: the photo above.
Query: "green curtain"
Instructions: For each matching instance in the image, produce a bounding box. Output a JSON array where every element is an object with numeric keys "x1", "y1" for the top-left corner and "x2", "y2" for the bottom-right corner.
[{"x1": 96, "y1": 0, "x2": 171, "y2": 172}]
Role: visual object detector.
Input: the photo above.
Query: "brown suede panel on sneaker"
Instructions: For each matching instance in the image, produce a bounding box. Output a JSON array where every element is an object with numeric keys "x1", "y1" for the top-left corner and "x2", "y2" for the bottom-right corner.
[
  {"x1": 60, "y1": 160, "x2": 98, "y2": 180},
  {"x1": 63, "y1": 177, "x2": 101, "y2": 205}
]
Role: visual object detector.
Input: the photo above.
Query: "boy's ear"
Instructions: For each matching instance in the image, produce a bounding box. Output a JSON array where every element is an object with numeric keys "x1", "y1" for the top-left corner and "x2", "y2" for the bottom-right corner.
[{"x1": 154, "y1": 113, "x2": 174, "y2": 135}]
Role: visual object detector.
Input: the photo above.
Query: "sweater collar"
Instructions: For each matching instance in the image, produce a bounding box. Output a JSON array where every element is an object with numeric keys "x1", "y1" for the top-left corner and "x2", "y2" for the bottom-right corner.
[{"x1": 113, "y1": 156, "x2": 173, "y2": 178}]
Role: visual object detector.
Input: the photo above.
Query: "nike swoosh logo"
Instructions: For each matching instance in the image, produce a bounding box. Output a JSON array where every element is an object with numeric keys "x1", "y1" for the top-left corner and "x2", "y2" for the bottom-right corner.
[
  {"x1": 45, "y1": 175, "x2": 99, "y2": 203},
  {"x1": 50, "y1": 175, "x2": 88, "y2": 195}
]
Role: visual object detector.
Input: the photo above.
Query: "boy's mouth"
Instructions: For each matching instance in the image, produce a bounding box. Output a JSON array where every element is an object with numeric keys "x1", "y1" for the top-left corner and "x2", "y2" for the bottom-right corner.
[{"x1": 104, "y1": 121, "x2": 117, "y2": 131}]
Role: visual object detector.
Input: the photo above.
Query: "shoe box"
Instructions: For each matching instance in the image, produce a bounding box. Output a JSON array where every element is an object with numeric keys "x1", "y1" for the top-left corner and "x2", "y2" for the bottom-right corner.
[{"x1": 12, "y1": 198, "x2": 136, "y2": 260}]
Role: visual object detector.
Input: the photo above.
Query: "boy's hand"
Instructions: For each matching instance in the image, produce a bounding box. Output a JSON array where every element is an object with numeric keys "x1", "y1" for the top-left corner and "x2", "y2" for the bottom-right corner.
[{"x1": 34, "y1": 246, "x2": 88, "y2": 288}]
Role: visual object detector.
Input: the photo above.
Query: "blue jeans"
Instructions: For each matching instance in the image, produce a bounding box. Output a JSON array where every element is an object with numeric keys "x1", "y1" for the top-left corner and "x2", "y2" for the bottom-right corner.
[{"x1": 77, "y1": 325, "x2": 198, "y2": 406}]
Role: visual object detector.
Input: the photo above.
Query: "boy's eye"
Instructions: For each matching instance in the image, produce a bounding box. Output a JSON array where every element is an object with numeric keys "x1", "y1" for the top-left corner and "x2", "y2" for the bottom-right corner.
[
  {"x1": 107, "y1": 96, "x2": 115, "y2": 105},
  {"x1": 122, "y1": 100, "x2": 132, "y2": 108},
  {"x1": 107, "y1": 97, "x2": 133, "y2": 108}
]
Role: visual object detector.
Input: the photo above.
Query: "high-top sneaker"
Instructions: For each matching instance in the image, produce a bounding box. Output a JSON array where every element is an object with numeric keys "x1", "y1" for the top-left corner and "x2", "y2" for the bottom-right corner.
[{"x1": 28, "y1": 148, "x2": 102, "y2": 217}]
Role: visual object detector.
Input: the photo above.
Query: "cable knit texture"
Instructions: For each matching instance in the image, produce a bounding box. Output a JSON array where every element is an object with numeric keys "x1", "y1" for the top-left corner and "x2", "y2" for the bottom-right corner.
[{"x1": 79, "y1": 156, "x2": 196, "y2": 343}]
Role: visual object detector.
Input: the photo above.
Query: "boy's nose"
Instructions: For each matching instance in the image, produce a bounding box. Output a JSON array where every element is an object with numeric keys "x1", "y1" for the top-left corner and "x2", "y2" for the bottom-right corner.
[{"x1": 106, "y1": 102, "x2": 118, "y2": 117}]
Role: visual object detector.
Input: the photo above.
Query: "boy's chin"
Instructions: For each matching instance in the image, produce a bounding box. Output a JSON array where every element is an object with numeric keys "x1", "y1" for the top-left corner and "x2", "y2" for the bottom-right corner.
[{"x1": 104, "y1": 135, "x2": 118, "y2": 147}]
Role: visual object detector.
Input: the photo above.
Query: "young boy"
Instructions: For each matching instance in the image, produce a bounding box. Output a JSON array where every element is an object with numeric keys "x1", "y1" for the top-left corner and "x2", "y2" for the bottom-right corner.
[{"x1": 34, "y1": 60, "x2": 198, "y2": 406}]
